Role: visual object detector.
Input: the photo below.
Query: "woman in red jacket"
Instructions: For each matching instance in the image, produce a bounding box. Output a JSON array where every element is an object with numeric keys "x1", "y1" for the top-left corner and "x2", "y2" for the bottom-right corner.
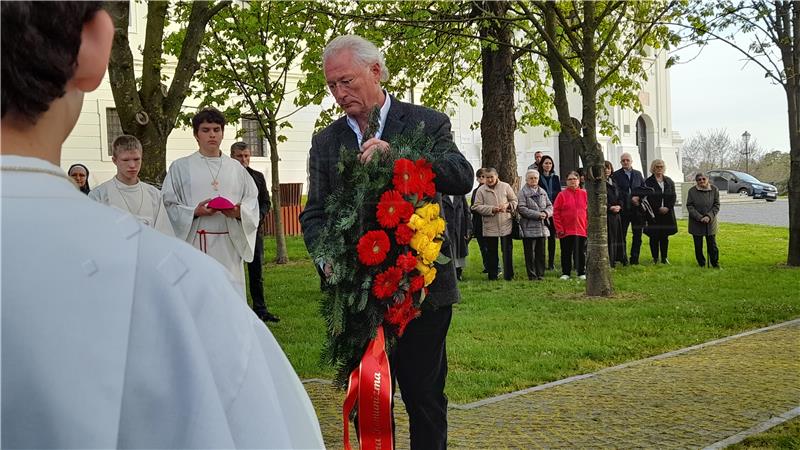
[{"x1": 553, "y1": 171, "x2": 588, "y2": 280}]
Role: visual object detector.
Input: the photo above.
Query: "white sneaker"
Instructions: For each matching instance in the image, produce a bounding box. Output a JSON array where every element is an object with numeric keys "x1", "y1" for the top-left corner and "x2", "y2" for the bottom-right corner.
[
  {"x1": 559, "y1": 275, "x2": 570, "y2": 280},
  {"x1": 578, "y1": 275, "x2": 587, "y2": 280}
]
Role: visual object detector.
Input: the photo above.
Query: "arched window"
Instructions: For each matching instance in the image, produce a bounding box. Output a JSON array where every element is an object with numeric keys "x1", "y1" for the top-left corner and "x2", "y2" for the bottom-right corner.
[{"x1": 636, "y1": 116, "x2": 647, "y2": 172}]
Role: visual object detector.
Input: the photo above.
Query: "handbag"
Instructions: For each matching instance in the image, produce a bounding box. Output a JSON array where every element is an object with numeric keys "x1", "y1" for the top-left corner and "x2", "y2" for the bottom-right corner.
[{"x1": 510, "y1": 210, "x2": 524, "y2": 240}]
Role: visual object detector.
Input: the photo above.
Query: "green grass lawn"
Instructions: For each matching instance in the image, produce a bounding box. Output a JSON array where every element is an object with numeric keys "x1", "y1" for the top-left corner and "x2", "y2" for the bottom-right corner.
[
  {"x1": 260, "y1": 220, "x2": 799, "y2": 404},
  {"x1": 728, "y1": 417, "x2": 800, "y2": 449}
]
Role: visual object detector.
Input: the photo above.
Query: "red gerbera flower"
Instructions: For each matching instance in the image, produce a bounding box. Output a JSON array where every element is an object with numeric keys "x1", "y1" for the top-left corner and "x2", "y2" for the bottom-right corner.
[
  {"x1": 395, "y1": 223, "x2": 415, "y2": 245},
  {"x1": 396, "y1": 251, "x2": 418, "y2": 273},
  {"x1": 414, "y1": 159, "x2": 436, "y2": 198},
  {"x1": 372, "y1": 266, "x2": 404, "y2": 299},
  {"x1": 409, "y1": 274, "x2": 425, "y2": 293},
  {"x1": 392, "y1": 159, "x2": 418, "y2": 195},
  {"x1": 376, "y1": 190, "x2": 415, "y2": 229},
  {"x1": 384, "y1": 293, "x2": 420, "y2": 336},
  {"x1": 357, "y1": 230, "x2": 390, "y2": 266}
]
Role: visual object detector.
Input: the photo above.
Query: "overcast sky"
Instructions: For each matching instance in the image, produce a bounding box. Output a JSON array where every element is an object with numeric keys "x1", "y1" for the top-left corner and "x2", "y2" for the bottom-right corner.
[{"x1": 670, "y1": 39, "x2": 789, "y2": 153}]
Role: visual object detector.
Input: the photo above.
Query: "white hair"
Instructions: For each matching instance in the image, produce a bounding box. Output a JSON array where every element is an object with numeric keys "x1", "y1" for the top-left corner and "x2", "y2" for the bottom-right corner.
[
  {"x1": 323, "y1": 35, "x2": 390, "y2": 82},
  {"x1": 525, "y1": 169, "x2": 540, "y2": 178}
]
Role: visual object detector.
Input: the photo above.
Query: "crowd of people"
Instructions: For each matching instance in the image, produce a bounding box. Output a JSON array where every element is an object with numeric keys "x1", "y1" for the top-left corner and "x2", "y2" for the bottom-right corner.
[{"x1": 454, "y1": 152, "x2": 722, "y2": 282}]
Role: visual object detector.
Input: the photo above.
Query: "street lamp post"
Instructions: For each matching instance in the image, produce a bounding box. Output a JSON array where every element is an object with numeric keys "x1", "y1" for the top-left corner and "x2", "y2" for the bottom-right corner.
[{"x1": 741, "y1": 130, "x2": 751, "y2": 173}]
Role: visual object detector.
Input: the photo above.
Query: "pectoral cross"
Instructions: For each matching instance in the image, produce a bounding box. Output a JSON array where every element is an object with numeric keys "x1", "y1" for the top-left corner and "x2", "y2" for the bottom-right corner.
[{"x1": 211, "y1": 180, "x2": 219, "y2": 191}]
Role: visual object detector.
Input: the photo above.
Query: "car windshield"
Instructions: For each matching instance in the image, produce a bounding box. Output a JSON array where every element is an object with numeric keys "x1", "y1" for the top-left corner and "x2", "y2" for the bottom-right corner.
[{"x1": 731, "y1": 171, "x2": 760, "y2": 183}]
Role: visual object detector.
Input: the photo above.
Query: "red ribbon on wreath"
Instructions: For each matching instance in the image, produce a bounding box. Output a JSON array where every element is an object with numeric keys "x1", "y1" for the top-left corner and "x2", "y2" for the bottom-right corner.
[{"x1": 343, "y1": 325, "x2": 393, "y2": 450}]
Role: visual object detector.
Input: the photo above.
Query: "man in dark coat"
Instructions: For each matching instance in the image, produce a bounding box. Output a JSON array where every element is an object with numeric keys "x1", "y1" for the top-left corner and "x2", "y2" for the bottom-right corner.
[
  {"x1": 231, "y1": 142, "x2": 279, "y2": 323},
  {"x1": 299, "y1": 35, "x2": 473, "y2": 450},
  {"x1": 442, "y1": 194, "x2": 472, "y2": 280},
  {"x1": 612, "y1": 152, "x2": 646, "y2": 264}
]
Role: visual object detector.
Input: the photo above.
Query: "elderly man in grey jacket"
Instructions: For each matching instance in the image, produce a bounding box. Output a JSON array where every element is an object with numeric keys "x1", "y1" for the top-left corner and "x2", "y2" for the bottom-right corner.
[{"x1": 299, "y1": 34, "x2": 473, "y2": 450}]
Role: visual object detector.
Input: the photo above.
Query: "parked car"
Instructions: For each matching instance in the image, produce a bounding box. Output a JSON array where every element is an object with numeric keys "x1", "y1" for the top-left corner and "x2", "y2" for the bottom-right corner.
[{"x1": 707, "y1": 169, "x2": 778, "y2": 201}]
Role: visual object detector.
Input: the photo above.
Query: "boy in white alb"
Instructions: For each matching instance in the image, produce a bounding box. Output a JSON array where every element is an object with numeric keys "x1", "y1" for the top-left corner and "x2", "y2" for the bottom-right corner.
[
  {"x1": 161, "y1": 108, "x2": 260, "y2": 297},
  {"x1": 89, "y1": 135, "x2": 174, "y2": 236}
]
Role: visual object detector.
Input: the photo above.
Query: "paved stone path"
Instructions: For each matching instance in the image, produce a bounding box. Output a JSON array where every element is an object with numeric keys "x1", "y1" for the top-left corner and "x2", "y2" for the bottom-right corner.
[{"x1": 303, "y1": 320, "x2": 800, "y2": 449}]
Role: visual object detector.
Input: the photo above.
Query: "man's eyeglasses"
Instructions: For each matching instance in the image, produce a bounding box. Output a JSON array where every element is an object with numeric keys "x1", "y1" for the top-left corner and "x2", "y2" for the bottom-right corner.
[
  {"x1": 621, "y1": 159, "x2": 631, "y2": 162},
  {"x1": 696, "y1": 177, "x2": 707, "y2": 182},
  {"x1": 327, "y1": 76, "x2": 355, "y2": 92}
]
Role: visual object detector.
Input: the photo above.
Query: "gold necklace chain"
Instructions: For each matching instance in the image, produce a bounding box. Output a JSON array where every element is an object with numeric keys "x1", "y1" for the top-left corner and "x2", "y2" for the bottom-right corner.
[
  {"x1": 112, "y1": 177, "x2": 144, "y2": 216},
  {"x1": 202, "y1": 155, "x2": 223, "y2": 191}
]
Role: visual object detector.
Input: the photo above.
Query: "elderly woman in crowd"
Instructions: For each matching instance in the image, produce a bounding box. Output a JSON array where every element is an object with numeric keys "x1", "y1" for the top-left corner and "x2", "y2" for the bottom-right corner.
[
  {"x1": 471, "y1": 167, "x2": 517, "y2": 281},
  {"x1": 68, "y1": 163, "x2": 91, "y2": 195},
  {"x1": 643, "y1": 159, "x2": 678, "y2": 264},
  {"x1": 517, "y1": 170, "x2": 553, "y2": 280},
  {"x1": 537, "y1": 155, "x2": 561, "y2": 271},
  {"x1": 605, "y1": 161, "x2": 626, "y2": 267},
  {"x1": 553, "y1": 171, "x2": 587, "y2": 280},
  {"x1": 686, "y1": 172, "x2": 721, "y2": 268}
]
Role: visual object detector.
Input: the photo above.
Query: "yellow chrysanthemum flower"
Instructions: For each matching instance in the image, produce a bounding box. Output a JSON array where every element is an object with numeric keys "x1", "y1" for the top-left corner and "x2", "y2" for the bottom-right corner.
[
  {"x1": 421, "y1": 240, "x2": 442, "y2": 264},
  {"x1": 416, "y1": 203, "x2": 440, "y2": 221},
  {"x1": 423, "y1": 267, "x2": 437, "y2": 286},
  {"x1": 415, "y1": 260, "x2": 431, "y2": 275},
  {"x1": 407, "y1": 213, "x2": 427, "y2": 231},
  {"x1": 410, "y1": 232, "x2": 431, "y2": 252}
]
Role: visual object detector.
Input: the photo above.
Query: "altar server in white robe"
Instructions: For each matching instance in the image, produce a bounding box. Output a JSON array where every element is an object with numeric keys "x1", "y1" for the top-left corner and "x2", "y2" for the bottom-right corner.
[
  {"x1": 0, "y1": 3, "x2": 324, "y2": 448},
  {"x1": 89, "y1": 134, "x2": 174, "y2": 236},
  {"x1": 161, "y1": 107, "x2": 260, "y2": 297}
]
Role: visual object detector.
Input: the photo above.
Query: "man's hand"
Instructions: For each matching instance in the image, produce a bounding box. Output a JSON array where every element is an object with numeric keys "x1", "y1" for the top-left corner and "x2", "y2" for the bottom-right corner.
[
  {"x1": 631, "y1": 196, "x2": 640, "y2": 206},
  {"x1": 220, "y1": 203, "x2": 241, "y2": 219},
  {"x1": 194, "y1": 198, "x2": 215, "y2": 218},
  {"x1": 359, "y1": 138, "x2": 390, "y2": 164},
  {"x1": 701, "y1": 216, "x2": 711, "y2": 224},
  {"x1": 539, "y1": 212, "x2": 548, "y2": 220},
  {"x1": 610, "y1": 205, "x2": 622, "y2": 213},
  {"x1": 323, "y1": 262, "x2": 334, "y2": 278},
  {"x1": 658, "y1": 206, "x2": 669, "y2": 215}
]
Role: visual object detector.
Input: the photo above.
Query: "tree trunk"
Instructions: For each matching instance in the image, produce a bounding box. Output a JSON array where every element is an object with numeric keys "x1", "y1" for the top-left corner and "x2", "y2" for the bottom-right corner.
[
  {"x1": 785, "y1": 2, "x2": 800, "y2": 266},
  {"x1": 478, "y1": 1, "x2": 518, "y2": 188},
  {"x1": 579, "y1": 1, "x2": 613, "y2": 297},
  {"x1": 104, "y1": 0, "x2": 229, "y2": 185},
  {"x1": 267, "y1": 120, "x2": 289, "y2": 264}
]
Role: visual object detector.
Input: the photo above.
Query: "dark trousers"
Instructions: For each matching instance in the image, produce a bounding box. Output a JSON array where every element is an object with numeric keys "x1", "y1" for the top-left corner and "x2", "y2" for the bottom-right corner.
[
  {"x1": 692, "y1": 235, "x2": 719, "y2": 267},
  {"x1": 522, "y1": 237, "x2": 546, "y2": 279},
  {"x1": 560, "y1": 235, "x2": 586, "y2": 276},
  {"x1": 545, "y1": 218, "x2": 557, "y2": 269},
  {"x1": 246, "y1": 232, "x2": 268, "y2": 315},
  {"x1": 649, "y1": 234, "x2": 670, "y2": 262},
  {"x1": 391, "y1": 305, "x2": 452, "y2": 450},
  {"x1": 621, "y1": 213, "x2": 643, "y2": 263},
  {"x1": 475, "y1": 234, "x2": 491, "y2": 272},
  {"x1": 484, "y1": 235, "x2": 514, "y2": 280}
]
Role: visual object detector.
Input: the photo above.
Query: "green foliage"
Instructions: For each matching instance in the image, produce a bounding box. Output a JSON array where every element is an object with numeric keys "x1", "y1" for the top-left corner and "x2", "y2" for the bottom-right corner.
[
  {"x1": 311, "y1": 126, "x2": 451, "y2": 387},
  {"x1": 192, "y1": 2, "x2": 341, "y2": 139}
]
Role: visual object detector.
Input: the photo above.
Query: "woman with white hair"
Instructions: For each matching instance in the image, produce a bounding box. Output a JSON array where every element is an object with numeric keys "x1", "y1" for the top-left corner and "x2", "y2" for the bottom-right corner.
[
  {"x1": 643, "y1": 159, "x2": 677, "y2": 264},
  {"x1": 517, "y1": 170, "x2": 552, "y2": 280}
]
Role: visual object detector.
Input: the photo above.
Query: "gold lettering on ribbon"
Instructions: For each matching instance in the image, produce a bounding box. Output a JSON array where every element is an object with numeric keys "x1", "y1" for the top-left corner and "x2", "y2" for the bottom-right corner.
[{"x1": 372, "y1": 371, "x2": 382, "y2": 449}]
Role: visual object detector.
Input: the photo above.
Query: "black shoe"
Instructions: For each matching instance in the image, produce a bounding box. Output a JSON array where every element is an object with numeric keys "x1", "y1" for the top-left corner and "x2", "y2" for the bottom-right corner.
[
  {"x1": 630, "y1": 259, "x2": 639, "y2": 265},
  {"x1": 661, "y1": 258, "x2": 670, "y2": 265},
  {"x1": 547, "y1": 264, "x2": 555, "y2": 271},
  {"x1": 652, "y1": 258, "x2": 659, "y2": 265},
  {"x1": 621, "y1": 259, "x2": 629, "y2": 266},
  {"x1": 482, "y1": 268, "x2": 488, "y2": 274},
  {"x1": 259, "y1": 312, "x2": 281, "y2": 323}
]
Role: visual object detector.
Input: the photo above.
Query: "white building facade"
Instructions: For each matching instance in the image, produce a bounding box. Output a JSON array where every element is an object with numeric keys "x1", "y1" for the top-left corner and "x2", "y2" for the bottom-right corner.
[{"x1": 63, "y1": 4, "x2": 683, "y2": 191}]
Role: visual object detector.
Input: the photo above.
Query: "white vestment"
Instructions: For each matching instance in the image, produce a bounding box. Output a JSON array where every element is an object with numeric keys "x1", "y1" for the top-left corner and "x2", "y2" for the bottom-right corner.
[
  {"x1": 1, "y1": 155, "x2": 324, "y2": 449},
  {"x1": 161, "y1": 152, "x2": 259, "y2": 296},
  {"x1": 89, "y1": 177, "x2": 175, "y2": 236}
]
